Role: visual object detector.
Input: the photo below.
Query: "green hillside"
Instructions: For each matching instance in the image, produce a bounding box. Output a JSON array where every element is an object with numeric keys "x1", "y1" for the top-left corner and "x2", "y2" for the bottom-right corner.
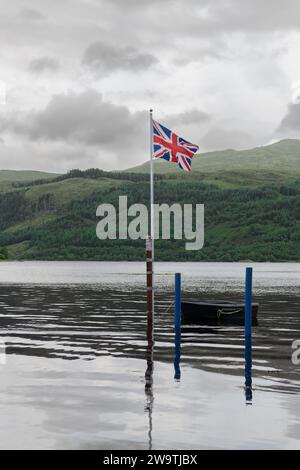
[
  {"x1": 0, "y1": 170, "x2": 61, "y2": 192},
  {"x1": 0, "y1": 140, "x2": 300, "y2": 262},
  {"x1": 129, "y1": 139, "x2": 300, "y2": 178},
  {"x1": 0, "y1": 169, "x2": 60, "y2": 182}
]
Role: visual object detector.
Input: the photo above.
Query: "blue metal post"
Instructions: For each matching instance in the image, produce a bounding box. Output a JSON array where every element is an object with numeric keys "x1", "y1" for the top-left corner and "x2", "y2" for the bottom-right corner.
[
  {"x1": 245, "y1": 267, "x2": 253, "y2": 338},
  {"x1": 245, "y1": 267, "x2": 253, "y2": 404},
  {"x1": 174, "y1": 273, "x2": 181, "y2": 380},
  {"x1": 175, "y1": 273, "x2": 181, "y2": 331}
]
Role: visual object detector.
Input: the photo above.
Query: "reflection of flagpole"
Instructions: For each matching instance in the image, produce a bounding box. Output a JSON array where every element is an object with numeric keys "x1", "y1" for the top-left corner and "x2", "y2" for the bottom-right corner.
[{"x1": 145, "y1": 325, "x2": 154, "y2": 450}]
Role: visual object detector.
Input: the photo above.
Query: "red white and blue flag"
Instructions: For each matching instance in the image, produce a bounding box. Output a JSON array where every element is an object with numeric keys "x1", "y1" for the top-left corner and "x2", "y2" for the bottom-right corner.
[{"x1": 152, "y1": 120, "x2": 199, "y2": 172}]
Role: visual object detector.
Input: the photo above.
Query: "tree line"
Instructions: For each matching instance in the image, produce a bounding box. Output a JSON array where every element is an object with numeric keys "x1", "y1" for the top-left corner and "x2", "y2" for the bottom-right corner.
[{"x1": 0, "y1": 176, "x2": 300, "y2": 261}]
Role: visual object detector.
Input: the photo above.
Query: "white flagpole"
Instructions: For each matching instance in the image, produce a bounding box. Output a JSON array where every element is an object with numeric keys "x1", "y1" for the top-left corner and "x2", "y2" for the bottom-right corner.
[
  {"x1": 150, "y1": 109, "x2": 154, "y2": 254},
  {"x1": 146, "y1": 109, "x2": 154, "y2": 340}
]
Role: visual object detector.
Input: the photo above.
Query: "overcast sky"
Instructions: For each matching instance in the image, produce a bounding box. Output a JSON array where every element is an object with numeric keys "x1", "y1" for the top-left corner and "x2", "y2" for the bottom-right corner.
[{"x1": 1, "y1": 0, "x2": 300, "y2": 172}]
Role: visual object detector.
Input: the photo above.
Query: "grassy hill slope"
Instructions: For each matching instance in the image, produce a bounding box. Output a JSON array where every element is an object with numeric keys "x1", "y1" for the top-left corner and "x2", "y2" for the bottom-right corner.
[
  {"x1": 0, "y1": 139, "x2": 300, "y2": 261},
  {"x1": 129, "y1": 139, "x2": 300, "y2": 178},
  {"x1": 0, "y1": 170, "x2": 60, "y2": 182},
  {"x1": 0, "y1": 170, "x2": 61, "y2": 192}
]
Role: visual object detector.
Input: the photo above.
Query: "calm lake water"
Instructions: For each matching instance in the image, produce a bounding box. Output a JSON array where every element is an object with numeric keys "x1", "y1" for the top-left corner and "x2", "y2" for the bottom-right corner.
[{"x1": 0, "y1": 261, "x2": 300, "y2": 449}]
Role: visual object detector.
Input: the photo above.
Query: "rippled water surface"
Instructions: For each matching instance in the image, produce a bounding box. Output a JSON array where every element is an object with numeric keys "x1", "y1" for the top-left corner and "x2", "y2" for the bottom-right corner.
[{"x1": 0, "y1": 261, "x2": 300, "y2": 449}]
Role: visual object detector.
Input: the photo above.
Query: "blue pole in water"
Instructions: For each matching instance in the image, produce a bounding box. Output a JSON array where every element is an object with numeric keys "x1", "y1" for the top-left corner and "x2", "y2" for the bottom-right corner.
[
  {"x1": 175, "y1": 273, "x2": 181, "y2": 331},
  {"x1": 245, "y1": 267, "x2": 253, "y2": 338},
  {"x1": 174, "y1": 273, "x2": 181, "y2": 380},
  {"x1": 245, "y1": 267, "x2": 253, "y2": 404}
]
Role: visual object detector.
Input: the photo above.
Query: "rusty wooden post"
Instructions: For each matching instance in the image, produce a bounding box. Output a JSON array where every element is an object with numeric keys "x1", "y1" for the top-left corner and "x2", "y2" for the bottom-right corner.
[{"x1": 146, "y1": 236, "x2": 154, "y2": 334}]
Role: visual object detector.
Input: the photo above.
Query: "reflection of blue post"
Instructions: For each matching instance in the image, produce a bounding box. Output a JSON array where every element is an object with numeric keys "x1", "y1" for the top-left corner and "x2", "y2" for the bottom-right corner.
[
  {"x1": 245, "y1": 336, "x2": 252, "y2": 403},
  {"x1": 245, "y1": 267, "x2": 253, "y2": 404},
  {"x1": 174, "y1": 273, "x2": 181, "y2": 381}
]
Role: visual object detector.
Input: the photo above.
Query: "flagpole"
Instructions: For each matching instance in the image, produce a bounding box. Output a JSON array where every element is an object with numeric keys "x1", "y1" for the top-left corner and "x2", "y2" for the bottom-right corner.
[
  {"x1": 145, "y1": 111, "x2": 154, "y2": 444},
  {"x1": 150, "y1": 109, "x2": 154, "y2": 252},
  {"x1": 146, "y1": 109, "x2": 154, "y2": 341}
]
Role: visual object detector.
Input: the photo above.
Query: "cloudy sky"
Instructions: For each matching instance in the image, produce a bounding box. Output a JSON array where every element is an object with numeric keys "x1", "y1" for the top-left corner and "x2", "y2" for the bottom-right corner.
[{"x1": 1, "y1": 0, "x2": 300, "y2": 172}]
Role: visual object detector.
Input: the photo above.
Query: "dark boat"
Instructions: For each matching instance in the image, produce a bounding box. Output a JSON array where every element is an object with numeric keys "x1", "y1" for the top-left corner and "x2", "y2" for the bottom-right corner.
[{"x1": 181, "y1": 299, "x2": 259, "y2": 326}]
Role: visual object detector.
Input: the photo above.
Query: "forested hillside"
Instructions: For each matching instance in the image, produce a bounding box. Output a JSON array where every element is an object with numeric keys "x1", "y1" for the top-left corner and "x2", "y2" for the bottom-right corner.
[{"x1": 0, "y1": 140, "x2": 300, "y2": 261}]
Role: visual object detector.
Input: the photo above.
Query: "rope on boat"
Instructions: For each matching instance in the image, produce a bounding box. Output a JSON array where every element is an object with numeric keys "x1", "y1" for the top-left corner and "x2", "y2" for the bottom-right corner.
[
  {"x1": 217, "y1": 308, "x2": 243, "y2": 318},
  {"x1": 164, "y1": 302, "x2": 174, "y2": 314},
  {"x1": 163, "y1": 304, "x2": 243, "y2": 317}
]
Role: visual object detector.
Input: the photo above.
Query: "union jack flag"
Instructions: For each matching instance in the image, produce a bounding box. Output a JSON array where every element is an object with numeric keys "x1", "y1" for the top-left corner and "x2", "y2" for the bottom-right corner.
[{"x1": 153, "y1": 120, "x2": 199, "y2": 172}]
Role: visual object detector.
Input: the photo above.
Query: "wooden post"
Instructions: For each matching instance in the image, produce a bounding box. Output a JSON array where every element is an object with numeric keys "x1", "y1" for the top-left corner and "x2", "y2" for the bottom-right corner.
[{"x1": 146, "y1": 236, "x2": 154, "y2": 334}]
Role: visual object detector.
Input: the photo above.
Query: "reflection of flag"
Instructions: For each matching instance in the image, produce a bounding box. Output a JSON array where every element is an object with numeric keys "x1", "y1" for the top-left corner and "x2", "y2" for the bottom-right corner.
[{"x1": 152, "y1": 120, "x2": 199, "y2": 172}]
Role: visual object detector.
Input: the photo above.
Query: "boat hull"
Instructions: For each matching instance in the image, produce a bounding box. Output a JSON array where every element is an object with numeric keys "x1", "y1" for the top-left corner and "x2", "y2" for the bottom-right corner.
[{"x1": 181, "y1": 300, "x2": 258, "y2": 326}]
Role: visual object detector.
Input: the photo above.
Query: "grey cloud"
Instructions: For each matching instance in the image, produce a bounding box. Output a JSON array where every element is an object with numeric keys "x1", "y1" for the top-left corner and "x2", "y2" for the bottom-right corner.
[
  {"x1": 0, "y1": 138, "x2": 105, "y2": 173},
  {"x1": 218, "y1": 0, "x2": 300, "y2": 32},
  {"x1": 277, "y1": 102, "x2": 300, "y2": 137},
  {"x1": 29, "y1": 57, "x2": 60, "y2": 74},
  {"x1": 1, "y1": 90, "x2": 146, "y2": 152},
  {"x1": 101, "y1": 0, "x2": 300, "y2": 34},
  {"x1": 201, "y1": 127, "x2": 261, "y2": 151},
  {"x1": 19, "y1": 8, "x2": 45, "y2": 21},
  {"x1": 166, "y1": 109, "x2": 211, "y2": 126},
  {"x1": 101, "y1": 0, "x2": 172, "y2": 5},
  {"x1": 82, "y1": 41, "x2": 158, "y2": 75},
  {"x1": 173, "y1": 42, "x2": 229, "y2": 65},
  {"x1": 0, "y1": 0, "x2": 298, "y2": 173}
]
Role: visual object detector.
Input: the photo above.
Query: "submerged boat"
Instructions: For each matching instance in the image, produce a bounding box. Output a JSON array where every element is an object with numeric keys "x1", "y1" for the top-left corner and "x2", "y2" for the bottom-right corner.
[{"x1": 181, "y1": 299, "x2": 259, "y2": 326}]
